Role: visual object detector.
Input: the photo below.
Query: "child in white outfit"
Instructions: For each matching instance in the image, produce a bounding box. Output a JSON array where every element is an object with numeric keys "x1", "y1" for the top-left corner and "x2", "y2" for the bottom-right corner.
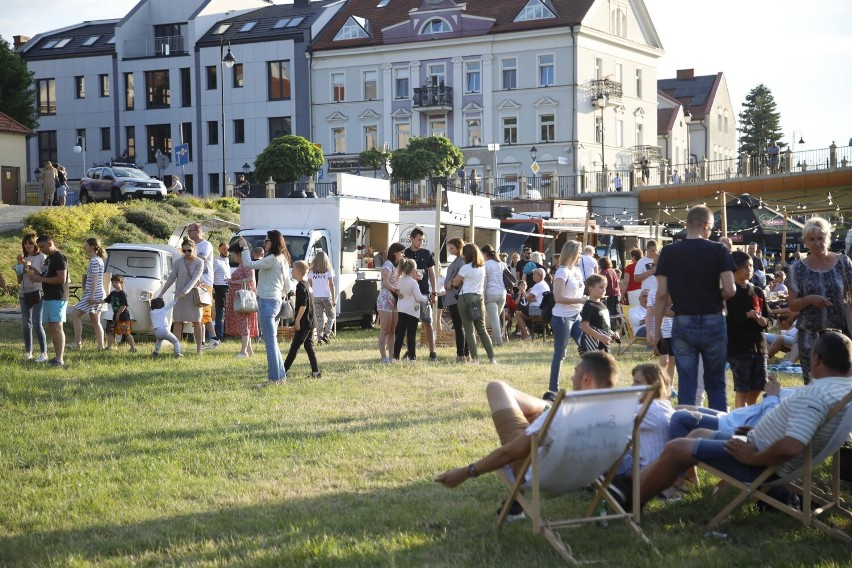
[{"x1": 150, "y1": 297, "x2": 182, "y2": 357}]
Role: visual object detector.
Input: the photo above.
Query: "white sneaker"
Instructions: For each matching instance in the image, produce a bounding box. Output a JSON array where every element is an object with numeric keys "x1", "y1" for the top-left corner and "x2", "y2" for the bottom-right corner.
[
  {"x1": 205, "y1": 339, "x2": 221, "y2": 350},
  {"x1": 35, "y1": 353, "x2": 49, "y2": 363},
  {"x1": 236, "y1": 352, "x2": 248, "y2": 359},
  {"x1": 23, "y1": 353, "x2": 33, "y2": 361}
]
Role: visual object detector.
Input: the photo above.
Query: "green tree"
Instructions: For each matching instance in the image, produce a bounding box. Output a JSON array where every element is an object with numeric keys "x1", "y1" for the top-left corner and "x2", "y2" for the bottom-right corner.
[
  {"x1": 0, "y1": 35, "x2": 38, "y2": 130},
  {"x1": 254, "y1": 135, "x2": 324, "y2": 183},
  {"x1": 737, "y1": 84, "x2": 783, "y2": 157},
  {"x1": 390, "y1": 136, "x2": 464, "y2": 185},
  {"x1": 359, "y1": 147, "x2": 390, "y2": 178}
]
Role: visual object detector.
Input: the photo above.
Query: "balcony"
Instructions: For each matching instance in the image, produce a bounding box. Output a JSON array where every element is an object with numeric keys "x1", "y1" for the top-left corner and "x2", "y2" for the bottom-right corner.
[
  {"x1": 124, "y1": 35, "x2": 187, "y2": 58},
  {"x1": 588, "y1": 78, "x2": 622, "y2": 101},
  {"x1": 413, "y1": 85, "x2": 453, "y2": 111}
]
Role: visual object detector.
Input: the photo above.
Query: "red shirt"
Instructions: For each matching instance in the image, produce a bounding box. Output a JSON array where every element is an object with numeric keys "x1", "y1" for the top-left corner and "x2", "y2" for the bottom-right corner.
[
  {"x1": 624, "y1": 262, "x2": 641, "y2": 292},
  {"x1": 602, "y1": 268, "x2": 621, "y2": 297}
]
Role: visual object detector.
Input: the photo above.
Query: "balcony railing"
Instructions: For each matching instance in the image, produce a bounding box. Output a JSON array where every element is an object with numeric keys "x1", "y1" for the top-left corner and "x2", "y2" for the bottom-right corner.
[
  {"x1": 413, "y1": 85, "x2": 453, "y2": 109},
  {"x1": 588, "y1": 78, "x2": 622, "y2": 101},
  {"x1": 124, "y1": 35, "x2": 187, "y2": 58}
]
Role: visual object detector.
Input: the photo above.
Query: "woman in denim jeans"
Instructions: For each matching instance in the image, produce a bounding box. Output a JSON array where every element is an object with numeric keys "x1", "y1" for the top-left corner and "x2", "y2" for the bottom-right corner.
[
  {"x1": 546, "y1": 240, "x2": 586, "y2": 400},
  {"x1": 16, "y1": 234, "x2": 48, "y2": 362},
  {"x1": 238, "y1": 231, "x2": 292, "y2": 385}
]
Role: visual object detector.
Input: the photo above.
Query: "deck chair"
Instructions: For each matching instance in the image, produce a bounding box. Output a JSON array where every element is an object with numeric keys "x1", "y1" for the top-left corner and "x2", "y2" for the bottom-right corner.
[
  {"x1": 616, "y1": 305, "x2": 645, "y2": 356},
  {"x1": 699, "y1": 389, "x2": 852, "y2": 542},
  {"x1": 496, "y1": 383, "x2": 660, "y2": 564}
]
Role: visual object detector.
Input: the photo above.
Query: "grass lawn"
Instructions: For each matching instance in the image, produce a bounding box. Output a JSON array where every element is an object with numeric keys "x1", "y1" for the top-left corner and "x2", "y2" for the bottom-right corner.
[{"x1": 0, "y1": 321, "x2": 849, "y2": 567}]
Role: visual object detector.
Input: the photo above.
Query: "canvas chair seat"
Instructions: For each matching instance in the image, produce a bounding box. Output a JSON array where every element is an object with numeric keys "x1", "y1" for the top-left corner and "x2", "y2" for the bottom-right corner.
[
  {"x1": 699, "y1": 389, "x2": 852, "y2": 542},
  {"x1": 496, "y1": 384, "x2": 660, "y2": 564},
  {"x1": 617, "y1": 305, "x2": 646, "y2": 356}
]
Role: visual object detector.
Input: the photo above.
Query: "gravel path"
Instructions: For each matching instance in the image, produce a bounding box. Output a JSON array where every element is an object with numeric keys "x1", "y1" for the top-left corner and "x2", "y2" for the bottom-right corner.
[{"x1": 0, "y1": 205, "x2": 48, "y2": 234}]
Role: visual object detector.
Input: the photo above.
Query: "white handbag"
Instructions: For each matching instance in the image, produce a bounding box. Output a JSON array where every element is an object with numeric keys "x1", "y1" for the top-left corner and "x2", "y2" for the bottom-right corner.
[{"x1": 234, "y1": 285, "x2": 258, "y2": 313}]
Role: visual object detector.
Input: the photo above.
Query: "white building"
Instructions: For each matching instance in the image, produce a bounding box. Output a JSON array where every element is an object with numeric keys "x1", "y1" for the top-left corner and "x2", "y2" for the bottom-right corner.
[{"x1": 309, "y1": 0, "x2": 664, "y2": 196}]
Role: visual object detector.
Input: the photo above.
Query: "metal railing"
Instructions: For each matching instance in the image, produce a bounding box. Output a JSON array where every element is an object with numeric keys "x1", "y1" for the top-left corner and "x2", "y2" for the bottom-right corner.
[
  {"x1": 124, "y1": 35, "x2": 187, "y2": 58},
  {"x1": 412, "y1": 85, "x2": 453, "y2": 108}
]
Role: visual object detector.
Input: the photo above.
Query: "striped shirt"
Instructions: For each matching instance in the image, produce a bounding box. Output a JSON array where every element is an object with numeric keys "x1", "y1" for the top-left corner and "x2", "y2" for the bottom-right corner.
[
  {"x1": 747, "y1": 377, "x2": 852, "y2": 477},
  {"x1": 621, "y1": 399, "x2": 674, "y2": 472}
]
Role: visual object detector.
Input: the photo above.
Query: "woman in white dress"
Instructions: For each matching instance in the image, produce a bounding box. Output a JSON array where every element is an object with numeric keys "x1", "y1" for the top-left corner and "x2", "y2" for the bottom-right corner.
[{"x1": 69, "y1": 237, "x2": 106, "y2": 350}]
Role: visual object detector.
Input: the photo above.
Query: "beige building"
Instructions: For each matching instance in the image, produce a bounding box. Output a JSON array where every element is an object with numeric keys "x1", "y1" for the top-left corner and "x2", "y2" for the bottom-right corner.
[{"x1": 0, "y1": 111, "x2": 34, "y2": 204}]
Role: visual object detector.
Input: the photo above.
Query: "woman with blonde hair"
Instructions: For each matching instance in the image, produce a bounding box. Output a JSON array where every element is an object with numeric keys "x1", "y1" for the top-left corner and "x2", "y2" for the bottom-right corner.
[
  {"x1": 451, "y1": 243, "x2": 496, "y2": 363},
  {"x1": 393, "y1": 258, "x2": 428, "y2": 361},
  {"x1": 787, "y1": 216, "x2": 852, "y2": 383},
  {"x1": 40, "y1": 161, "x2": 57, "y2": 206},
  {"x1": 69, "y1": 237, "x2": 107, "y2": 350},
  {"x1": 481, "y1": 243, "x2": 508, "y2": 346},
  {"x1": 545, "y1": 240, "x2": 586, "y2": 400},
  {"x1": 309, "y1": 250, "x2": 336, "y2": 344}
]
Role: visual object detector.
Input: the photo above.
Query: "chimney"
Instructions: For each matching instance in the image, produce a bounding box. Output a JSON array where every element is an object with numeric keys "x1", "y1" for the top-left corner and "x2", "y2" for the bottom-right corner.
[
  {"x1": 676, "y1": 69, "x2": 695, "y2": 80},
  {"x1": 13, "y1": 35, "x2": 31, "y2": 48}
]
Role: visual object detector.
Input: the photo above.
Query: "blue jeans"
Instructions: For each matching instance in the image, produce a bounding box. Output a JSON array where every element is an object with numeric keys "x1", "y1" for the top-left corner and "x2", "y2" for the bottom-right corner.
[
  {"x1": 20, "y1": 296, "x2": 47, "y2": 355},
  {"x1": 213, "y1": 284, "x2": 228, "y2": 339},
  {"x1": 258, "y1": 298, "x2": 285, "y2": 382},
  {"x1": 672, "y1": 315, "x2": 728, "y2": 411},
  {"x1": 669, "y1": 408, "x2": 721, "y2": 439},
  {"x1": 549, "y1": 314, "x2": 579, "y2": 392}
]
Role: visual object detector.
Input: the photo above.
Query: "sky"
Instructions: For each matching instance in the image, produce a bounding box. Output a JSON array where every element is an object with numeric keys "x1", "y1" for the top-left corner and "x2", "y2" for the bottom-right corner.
[{"x1": 1, "y1": 0, "x2": 850, "y2": 151}]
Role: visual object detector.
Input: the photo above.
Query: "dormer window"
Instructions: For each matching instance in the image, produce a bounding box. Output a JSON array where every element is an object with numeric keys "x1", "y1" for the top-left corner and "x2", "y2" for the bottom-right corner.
[
  {"x1": 421, "y1": 18, "x2": 451, "y2": 34},
  {"x1": 239, "y1": 21, "x2": 258, "y2": 32},
  {"x1": 514, "y1": 0, "x2": 556, "y2": 22},
  {"x1": 42, "y1": 40, "x2": 58, "y2": 49},
  {"x1": 287, "y1": 16, "x2": 304, "y2": 27},
  {"x1": 334, "y1": 16, "x2": 370, "y2": 40}
]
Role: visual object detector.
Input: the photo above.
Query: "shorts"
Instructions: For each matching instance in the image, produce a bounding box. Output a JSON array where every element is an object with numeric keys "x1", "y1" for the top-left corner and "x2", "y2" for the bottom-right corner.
[
  {"x1": 656, "y1": 337, "x2": 673, "y2": 355},
  {"x1": 419, "y1": 302, "x2": 432, "y2": 324},
  {"x1": 492, "y1": 408, "x2": 530, "y2": 479},
  {"x1": 200, "y1": 284, "x2": 213, "y2": 324},
  {"x1": 692, "y1": 432, "x2": 767, "y2": 482},
  {"x1": 42, "y1": 300, "x2": 67, "y2": 323},
  {"x1": 729, "y1": 352, "x2": 767, "y2": 393},
  {"x1": 115, "y1": 320, "x2": 132, "y2": 335},
  {"x1": 519, "y1": 305, "x2": 542, "y2": 317}
]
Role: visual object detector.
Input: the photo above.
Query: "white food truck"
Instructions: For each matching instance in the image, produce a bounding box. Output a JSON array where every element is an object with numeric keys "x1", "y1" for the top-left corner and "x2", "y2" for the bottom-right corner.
[{"x1": 235, "y1": 173, "x2": 399, "y2": 327}]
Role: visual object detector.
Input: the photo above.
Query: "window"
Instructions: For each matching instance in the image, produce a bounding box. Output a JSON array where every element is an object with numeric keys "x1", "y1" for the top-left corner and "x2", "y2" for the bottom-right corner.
[
  {"x1": 615, "y1": 63, "x2": 622, "y2": 83},
  {"x1": 82, "y1": 36, "x2": 100, "y2": 46},
  {"x1": 427, "y1": 64, "x2": 445, "y2": 88},
  {"x1": 502, "y1": 116, "x2": 518, "y2": 144},
  {"x1": 239, "y1": 21, "x2": 257, "y2": 32},
  {"x1": 394, "y1": 68, "x2": 409, "y2": 99},
  {"x1": 363, "y1": 70, "x2": 377, "y2": 100},
  {"x1": 595, "y1": 57, "x2": 603, "y2": 80},
  {"x1": 466, "y1": 118, "x2": 482, "y2": 146},
  {"x1": 635, "y1": 123, "x2": 643, "y2": 147},
  {"x1": 268, "y1": 60, "x2": 291, "y2": 100},
  {"x1": 616, "y1": 118, "x2": 624, "y2": 147},
  {"x1": 331, "y1": 72, "x2": 345, "y2": 102},
  {"x1": 209, "y1": 173, "x2": 220, "y2": 194},
  {"x1": 635, "y1": 68, "x2": 642, "y2": 98},
  {"x1": 395, "y1": 122, "x2": 410, "y2": 149},
  {"x1": 539, "y1": 114, "x2": 555, "y2": 142},
  {"x1": 101, "y1": 127, "x2": 111, "y2": 151},
  {"x1": 595, "y1": 116, "x2": 602, "y2": 143},
  {"x1": 718, "y1": 109, "x2": 723, "y2": 131},
  {"x1": 724, "y1": 111, "x2": 729, "y2": 133},
  {"x1": 515, "y1": 0, "x2": 556, "y2": 22},
  {"x1": 206, "y1": 66, "x2": 217, "y2": 90},
  {"x1": 38, "y1": 130, "x2": 57, "y2": 166},
  {"x1": 208, "y1": 121, "x2": 218, "y2": 145},
  {"x1": 54, "y1": 38, "x2": 71, "y2": 48},
  {"x1": 286, "y1": 16, "x2": 304, "y2": 27},
  {"x1": 464, "y1": 61, "x2": 480, "y2": 93},
  {"x1": 126, "y1": 126, "x2": 136, "y2": 160},
  {"x1": 99, "y1": 74, "x2": 109, "y2": 97},
  {"x1": 213, "y1": 23, "x2": 230, "y2": 34},
  {"x1": 538, "y1": 54, "x2": 554, "y2": 87},
  {"x1": 334, "y1": 17, "x2": 369, "y2": 40},
  {"x1": 363, "y1": 125, "x2": 378, "y2": 150},
  {"x1": 274, "y1": 18, "x2": 291, "y2": 28},
  {"x1": 144, "y1": 70, "x2": 170, "y2": 109},
  {"x1": 75, "y1": 76, "x2": 85, "y2": 99},
  {"x1": 234, "y1": 119, "x2": 245, "y2": 144},
  {"x1": 37, "y1": 79, "x2": 56, "y2": 114},
  {"x1": 269, "y1": 117, "x2": 291, "y2": 142},
  {"x1": 610, "y1": 8, "x2": 627, "y2": 38},
  {"x1": 233, "y1": 64, "x2": 243, "y2": 88},
  {"x1": 146, "y1": 124, "x2": 171, "y2": 164},
  {"x1": 428, "y1": 116, "x2": 446, "y2": 138},
  {"x1": 179, "y1": 122, "x2": 193, "y2": 161},
  {"x1": 76, "y1": 128, "x2": 86, "y2": 144},
  {"x1": 502, "y1": 58, "x2": 517, "y2": 90},
  {"x1": 180, "y1": 68, "x2": 191, "y2": 107},
  {"x1": 124, "y1": 72, "x2": 134, "y2": 110},
  {"x1": 421, "y1": 18, "x2": 450, "y2": 34},
  {"x1": 332, "y1": 126, "x2": 346, "y2": 153}
]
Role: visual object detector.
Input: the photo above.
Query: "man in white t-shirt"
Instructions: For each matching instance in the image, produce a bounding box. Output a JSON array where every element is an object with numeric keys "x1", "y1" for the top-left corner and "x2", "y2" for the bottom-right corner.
[
  {"x1": 633, "y1": 240, "x2": 658, "y2": 300},
  {"x1": 578, "y1": 246, "x2": 597, "y2": 284},
  {"x1": 514, "y1": 268, "x2": 549, "y2": 340}
]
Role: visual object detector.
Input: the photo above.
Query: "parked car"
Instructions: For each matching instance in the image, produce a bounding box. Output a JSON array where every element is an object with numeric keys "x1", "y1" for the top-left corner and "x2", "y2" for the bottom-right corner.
[
  {"x1": 494, "y1": 183, "x2": 543, "y2": 200},
  {"x1": 79, "y1": 164, "x2": 167, "y2": 203}
]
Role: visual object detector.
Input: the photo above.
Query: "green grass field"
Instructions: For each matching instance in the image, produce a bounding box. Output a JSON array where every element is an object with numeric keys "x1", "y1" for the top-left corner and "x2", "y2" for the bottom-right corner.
[{"x1": 0, "y1": 322, "x2": 849, "y2": 567}]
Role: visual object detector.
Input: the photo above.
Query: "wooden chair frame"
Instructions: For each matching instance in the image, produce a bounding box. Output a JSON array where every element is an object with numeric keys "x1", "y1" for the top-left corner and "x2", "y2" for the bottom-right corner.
[
  {"x1": 616, "y1": 304, "x2": 646, "y2": 356},
  {"x1": 496, "y1": 383, "x2": 661, "y2": 564}
]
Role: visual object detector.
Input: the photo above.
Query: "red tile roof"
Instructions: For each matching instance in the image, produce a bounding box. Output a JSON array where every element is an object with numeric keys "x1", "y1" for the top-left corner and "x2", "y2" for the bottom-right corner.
[
  {"x1": 0, "y1": 111, "x2": 34, "y2": 135},
  {"x1": 312, "y1": 0, "x2": 596, "y2": 52}
]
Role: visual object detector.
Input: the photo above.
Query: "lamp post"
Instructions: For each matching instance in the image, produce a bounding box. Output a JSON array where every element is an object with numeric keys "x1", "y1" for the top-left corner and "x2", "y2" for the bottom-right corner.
[
  {"x1": 73, "y1": 135, "x2": 86, "y2": 178},
  {"x1": 220, "y1": 40, "x2": 236, "y2": 195},
  {"x1": 242, "y1": 162, "x2": 251, "y2": 181},
  {"x1": 595, "y1": 95, "x2": 606, "y2": 189},
  {"x1": 683, "y1": 110, "x2": 691, "y2": 178},
  {"x1": 529, "y1": 145, "x2": 537, "y2": 193},
  {"x1": 488, "y1": 142, "x2": 500, "y2": 193}
]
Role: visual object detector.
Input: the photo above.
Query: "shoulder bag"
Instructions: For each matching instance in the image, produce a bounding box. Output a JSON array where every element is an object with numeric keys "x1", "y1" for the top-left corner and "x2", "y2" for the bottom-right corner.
[
  {"x1": 23, "y1": 289, "x2": 43, "y2": 307},
  {"x1": 234, "y1": 283, "x2": 258, "y2": 313},
  {"x1": 192, "y1": 286, "x2": 212, "y2": 307},
  {"x1": 464, "y1": 295, "x2": 483, "y2": 321},
  {"x1": 502, "y1": 265, "x2": 518, "y2": 291}
]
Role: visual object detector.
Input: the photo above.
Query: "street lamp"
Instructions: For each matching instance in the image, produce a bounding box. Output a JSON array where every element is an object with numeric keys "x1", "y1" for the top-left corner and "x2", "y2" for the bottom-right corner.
[
  {"x1": 595, "y1": 95, "x2": 607, "y2": 189},
  {"x1": 683, "y1": 109, "x2": 692, "y2": 174},
  {"x1": 220, "y1": 40, "x2": 236, "y2": 195},
  {"x1": 488, "y1": 142, "x2": 500, "y2": 191},
  {"x1": 73, "y1": 135, "x2": 86, "y2": 178}
]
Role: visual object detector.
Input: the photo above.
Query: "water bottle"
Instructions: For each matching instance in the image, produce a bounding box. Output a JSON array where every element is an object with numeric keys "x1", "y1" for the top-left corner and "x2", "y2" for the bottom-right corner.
[{"x1": 596, "y1": 501, "x2": 608, "y2": 528}]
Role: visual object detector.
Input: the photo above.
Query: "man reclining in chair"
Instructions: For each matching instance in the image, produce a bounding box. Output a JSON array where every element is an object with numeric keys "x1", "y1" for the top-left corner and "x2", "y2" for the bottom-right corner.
[
  {"x1": 435, "y1": 351, "x2": 617, "y2": 517},
  {"x1": 611, "y1": 330, "x2": 852, "y2": 511}
]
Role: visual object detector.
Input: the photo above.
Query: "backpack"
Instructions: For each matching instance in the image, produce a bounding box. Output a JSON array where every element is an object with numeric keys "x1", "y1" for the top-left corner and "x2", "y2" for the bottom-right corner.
[{"x1": 539, "y1": 291, "x2": 555, "y2": 323}]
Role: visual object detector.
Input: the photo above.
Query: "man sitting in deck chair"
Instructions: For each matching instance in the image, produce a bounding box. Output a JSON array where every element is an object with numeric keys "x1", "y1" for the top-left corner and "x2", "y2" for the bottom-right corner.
[
  {"x1": 611, "y1": 330, "x2": 852, "y2": 512},
  {"x1": 435, "y1": 351, "x2": 617, "y2": 518}
]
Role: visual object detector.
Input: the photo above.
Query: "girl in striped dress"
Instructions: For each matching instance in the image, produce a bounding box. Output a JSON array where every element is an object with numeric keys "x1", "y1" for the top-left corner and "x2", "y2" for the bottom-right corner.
[{"x1": 70, "y1": 237, "x2": 106, "y2": 350}]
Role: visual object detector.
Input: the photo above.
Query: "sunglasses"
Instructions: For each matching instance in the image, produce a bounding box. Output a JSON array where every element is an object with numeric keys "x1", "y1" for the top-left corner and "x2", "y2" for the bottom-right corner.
[{"x1": 182, "y1": 249, "x2": 193, "y2": 254}]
